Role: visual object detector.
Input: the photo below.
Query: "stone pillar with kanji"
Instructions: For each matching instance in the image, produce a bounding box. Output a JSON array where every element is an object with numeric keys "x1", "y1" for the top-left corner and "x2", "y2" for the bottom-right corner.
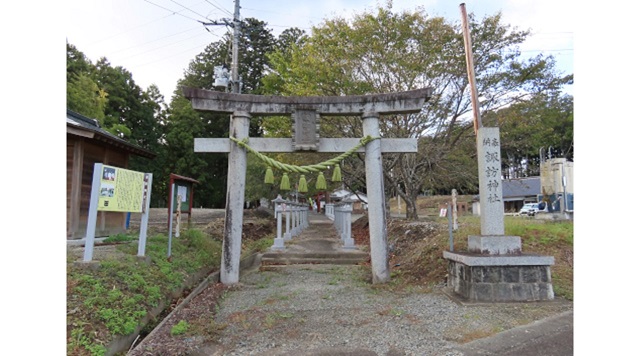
[{"x1": 443, "y1": 127, "x2": 555, "y2": 302}]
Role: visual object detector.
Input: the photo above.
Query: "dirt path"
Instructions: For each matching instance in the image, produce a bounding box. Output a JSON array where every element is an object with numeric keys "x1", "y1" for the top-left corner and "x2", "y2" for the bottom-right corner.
[{"x1": 129, "y1": 215, "x2": 573, "y2": 356}]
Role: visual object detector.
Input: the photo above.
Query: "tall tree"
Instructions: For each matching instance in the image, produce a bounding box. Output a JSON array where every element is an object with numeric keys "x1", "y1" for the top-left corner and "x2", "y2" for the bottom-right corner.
[
  {"x1": 164, "y1": 18, "x2": 276, "y2": 208},
  {"x1": 262, "y1": 5, "x2": 572, "y2": 219},
  {"x1": 66, "y1": 43, "x2": 107, "y2": 121},
  {"x1": 67, "y1": 42, "x2": 167, "y2": 206},
  {"x1": 67, "y1": 72, "x2": 108, "y2": 121},
  {"x1": 484, "y1": 92, "x2": 574, "y2": 178}
]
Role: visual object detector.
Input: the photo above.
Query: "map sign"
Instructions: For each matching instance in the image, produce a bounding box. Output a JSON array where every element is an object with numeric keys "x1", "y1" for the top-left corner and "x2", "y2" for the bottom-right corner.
[{"x1": 98, "y1": 165, "x2": 146, "y2": 212}]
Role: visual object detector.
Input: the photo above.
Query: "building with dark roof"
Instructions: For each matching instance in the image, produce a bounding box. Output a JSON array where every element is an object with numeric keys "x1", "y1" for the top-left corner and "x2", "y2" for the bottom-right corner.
[
  {"x1": 502, "y1": 177, "x2": 541, "y2": 213},
  {"x1": 67, "y1": 109, "x2": 156, "y2": 239},
  {"x1": 472, "y1": 177, "x2": 541, "y2": 215}
]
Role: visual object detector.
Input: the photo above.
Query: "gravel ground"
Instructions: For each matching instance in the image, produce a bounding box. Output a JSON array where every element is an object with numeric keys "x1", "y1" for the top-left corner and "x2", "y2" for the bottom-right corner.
[{"x1": 132, "y1": 263, "x2": 572, "y2": 356}]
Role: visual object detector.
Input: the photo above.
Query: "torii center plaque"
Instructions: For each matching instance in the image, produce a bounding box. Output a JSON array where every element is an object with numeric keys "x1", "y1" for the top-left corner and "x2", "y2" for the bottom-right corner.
[{"x1": 183, "y1": 87, "x2": 432, "y2": 285}]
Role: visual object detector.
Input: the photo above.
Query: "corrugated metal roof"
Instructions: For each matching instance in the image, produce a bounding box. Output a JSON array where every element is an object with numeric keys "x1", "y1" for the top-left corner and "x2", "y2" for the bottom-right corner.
[
  {"x1": 502, "y1": 177, "x2": 540, "y2": 199},
  {"x1": 67, "y1": 109, "x2": 156, "y2": 159}
]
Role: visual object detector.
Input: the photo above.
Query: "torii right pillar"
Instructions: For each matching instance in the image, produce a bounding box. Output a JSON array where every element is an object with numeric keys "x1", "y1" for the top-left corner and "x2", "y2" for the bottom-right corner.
[
  {"x1": 444, "y1": 127, "x2": 555, "y2": 302},
  {"x1": 363, "y1": 112, "x2": 389, "y2": 283}
]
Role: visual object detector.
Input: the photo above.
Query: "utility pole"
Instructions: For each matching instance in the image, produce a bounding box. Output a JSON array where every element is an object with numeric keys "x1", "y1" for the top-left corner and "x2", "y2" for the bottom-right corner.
[
  {"x1": 202, "y1": 0, "x2": 242, "y2": 93},
  {"x1": 231, "y1": 0, "x2": 240, "y2": 93},
  {"x1": 459, "y1": 3, "x2": 482, "y2": 136}
]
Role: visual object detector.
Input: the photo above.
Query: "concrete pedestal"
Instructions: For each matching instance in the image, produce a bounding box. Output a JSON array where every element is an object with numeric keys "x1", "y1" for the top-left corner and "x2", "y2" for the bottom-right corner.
[{"x1": 443, "y1": 251, "x2": 555, "y2": 302}]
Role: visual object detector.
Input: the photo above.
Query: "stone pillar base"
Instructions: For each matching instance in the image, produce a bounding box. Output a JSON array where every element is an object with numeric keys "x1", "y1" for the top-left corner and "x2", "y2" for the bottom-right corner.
[
  {"x1": 342, "y1": 237, "x2": 355, "y2": 249},
  {"x1": 443, "y1": 251, "x2": 555, "y2": 302},
  {"x1": 468, "y1": 235, "x2": 521, "y2": 255},
  {"x1": 271, "y1": 238, "x2": 285, "y2": 251}
]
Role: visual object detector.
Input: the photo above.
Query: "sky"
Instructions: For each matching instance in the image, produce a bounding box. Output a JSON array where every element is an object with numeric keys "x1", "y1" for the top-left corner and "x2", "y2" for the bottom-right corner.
[{"x1": 65, "y1": 0, "x2": 575, "y2": 101}]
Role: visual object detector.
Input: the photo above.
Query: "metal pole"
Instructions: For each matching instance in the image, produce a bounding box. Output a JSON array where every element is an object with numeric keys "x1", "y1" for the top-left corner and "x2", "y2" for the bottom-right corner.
[
  {"x1": 448, "y1": 203, "x2": 454, "y2": 251},
  {"x1": 83, "y1": 163, "x2": 103, "y2": 262},
  {"x1": 137, "y1": 173, "x2": 153, "y2": 257},
  {"x1": 460, "y1": 3, "x2": 483, "y2": 135},
  {"x1": 168, "y1": 183, "x2": 175, "y2": 259},
  {"x1": 231, "y1": 0, "x2": 241, "y2": 94},
  {"x1": 562, "y1": 162, "x2": 567, "y2": 211}
]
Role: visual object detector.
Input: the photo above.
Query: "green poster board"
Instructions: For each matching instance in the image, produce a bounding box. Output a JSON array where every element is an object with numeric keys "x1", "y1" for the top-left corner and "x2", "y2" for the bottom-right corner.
[{"x1": 172, "y1": 183, "x2": 192, "y2": 212}]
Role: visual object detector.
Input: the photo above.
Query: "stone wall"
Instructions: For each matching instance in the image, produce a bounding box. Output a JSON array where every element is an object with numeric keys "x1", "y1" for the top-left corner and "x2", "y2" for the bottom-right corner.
[{"x1": 447, "y1": 261, "x2": 554, "y2": 302}]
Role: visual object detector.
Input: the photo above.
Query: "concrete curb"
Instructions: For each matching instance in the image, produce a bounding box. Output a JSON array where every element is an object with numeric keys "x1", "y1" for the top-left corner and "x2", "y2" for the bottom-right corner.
[{"x1": 455, "y1": 310, "x2": 573, "y2": 356}]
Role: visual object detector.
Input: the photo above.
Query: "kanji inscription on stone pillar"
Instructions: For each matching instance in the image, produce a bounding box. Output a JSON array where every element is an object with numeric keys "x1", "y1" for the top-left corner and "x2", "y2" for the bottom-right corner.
[{"x1": 477, "y1": 127, "x2": 505, "y2": 236}]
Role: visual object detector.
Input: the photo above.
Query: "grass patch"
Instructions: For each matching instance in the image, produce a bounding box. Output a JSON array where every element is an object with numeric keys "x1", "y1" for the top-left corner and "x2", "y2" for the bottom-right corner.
[
  {"x1": 170, "y1": 320, "x2": 190, "y2": 336},
  {"x1": 103, "y1": 233, "x2": 135, "y2": 244},
  {"x1": 68, "y1": 227, "x2": 223, "y2": 355},
  {"x1": 242, "y1": 236, "x2": 275, "y2": 257},
  {"x1": 383, "y1": 213, "x2": 573, "y2": 301}
]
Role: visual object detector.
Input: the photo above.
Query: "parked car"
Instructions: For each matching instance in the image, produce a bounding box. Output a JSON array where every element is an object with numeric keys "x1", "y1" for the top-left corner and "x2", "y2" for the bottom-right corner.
[{"x1": 519, "y1": 202, "x2": 547, "y2": 216}]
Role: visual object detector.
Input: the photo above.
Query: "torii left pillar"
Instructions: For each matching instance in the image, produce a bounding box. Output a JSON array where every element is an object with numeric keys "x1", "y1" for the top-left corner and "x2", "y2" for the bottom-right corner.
[{"x1": 221, "y1": 111, "x2": 250, "y2": 284}]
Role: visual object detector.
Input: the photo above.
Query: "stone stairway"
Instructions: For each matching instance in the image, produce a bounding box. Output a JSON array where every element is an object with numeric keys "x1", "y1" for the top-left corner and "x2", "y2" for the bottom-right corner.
[{"x1": 260, "y1": 212, "x2": 369, "y2": 267}]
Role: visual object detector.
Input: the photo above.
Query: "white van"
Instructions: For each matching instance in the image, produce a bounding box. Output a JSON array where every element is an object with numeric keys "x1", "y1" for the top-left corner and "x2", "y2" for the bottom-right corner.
[{"x1": 519, "y1": 202, "x2": 547, "y2": 216}]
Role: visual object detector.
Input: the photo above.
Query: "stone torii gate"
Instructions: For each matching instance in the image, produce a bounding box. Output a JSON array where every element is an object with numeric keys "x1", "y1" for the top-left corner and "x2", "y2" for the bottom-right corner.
[{"x1": 183, "y1": 87, "x2": 432, "y2": 285}]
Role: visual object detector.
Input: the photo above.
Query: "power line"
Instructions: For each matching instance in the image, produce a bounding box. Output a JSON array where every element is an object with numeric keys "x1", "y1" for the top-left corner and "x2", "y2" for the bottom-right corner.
[
  {"x1": 168, "y1": 0, "x2": 213, "y2": 22},
  {"x1": 142, "y1": 0, "x2": 204, "y2": 23},
  {"x1": 83, "y1": 12, "x2": 175, "y2": 47},
  {"x1": 205, "y1": 0, "x2": 233, "y2": 16},
  {"x1": 128, "y1": 40, "x2": 216, "y2": 69},
  {"x1": 118, "y1": 31, "x2": 216, "y2": 62},
  {"x1": 110, "y1": 26, "x2": 202, "y2": 55},
  {"x1": 242, "y1": 6, "x2": 325, "y2": 22}
]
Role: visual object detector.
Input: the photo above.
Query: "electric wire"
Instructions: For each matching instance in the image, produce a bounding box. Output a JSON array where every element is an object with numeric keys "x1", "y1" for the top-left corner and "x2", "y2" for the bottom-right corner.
[
  {"x1": 109, "y1": 26, "x2": 202, "y2": 55},
  {"x1": 118, "y1": 31, "x2": 214, "y2": 62},
  {"x1": 142, "y1": 0, "x2": 204, "y2": 23},
  {"x1": 205, "y1": 0, "x2": 233, "y2": 16},
  {"x1": 168, "y1": 0, "x2": 213, "y2": 22},
  {"x1": 129, "y1": 39, "x2": 216, "y2": 68}
]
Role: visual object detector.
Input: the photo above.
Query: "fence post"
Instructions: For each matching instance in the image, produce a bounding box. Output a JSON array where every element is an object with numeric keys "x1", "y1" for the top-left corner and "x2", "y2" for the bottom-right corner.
[
  {"x1": 284, "y1": 199, "x2": 292, "y2": 241},
  {"x1": 271, "y1": 195, "x2": 286, "y2": 250},
  {"x1": 342, "y1": 201, "x2": 355, "y2": 249}
]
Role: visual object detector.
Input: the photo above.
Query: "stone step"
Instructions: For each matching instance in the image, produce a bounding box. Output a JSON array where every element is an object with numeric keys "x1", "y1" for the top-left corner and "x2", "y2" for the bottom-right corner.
[{"x1": 261, "y1": 251, "x2": 369, "y2": 266}]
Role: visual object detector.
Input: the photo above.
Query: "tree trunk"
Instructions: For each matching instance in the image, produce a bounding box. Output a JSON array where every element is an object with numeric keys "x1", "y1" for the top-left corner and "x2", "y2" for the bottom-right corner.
[{"x1": 405, "y1": 198, "x2": 419, "y2": 220}]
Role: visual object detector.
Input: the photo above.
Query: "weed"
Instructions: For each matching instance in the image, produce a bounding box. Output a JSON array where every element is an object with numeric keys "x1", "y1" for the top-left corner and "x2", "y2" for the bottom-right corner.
[
  {"x1": 69, "y1": 327, "x2": 107, "y2": 356},
  {"x1": 263, "y1": 312, "x2": 294, "y2": 328},
  {"x1": 328, "y1": 276, "x2": 341, "y2": 285},
  {"x1": 243, "y1": 237, "x2": 274, "y2": 256},
  {"x1": 377, "y1": 306, "x2": 405, "y2": 317},
  {"x1": 264, "y1": 313, "x2": 277, "y2": 328},
  {"x1": 171, "y1": 320, "x2": 190, "y2": 336},
  {"x1": 103, "y1": 233, "x2": 134, "y2": 244}
]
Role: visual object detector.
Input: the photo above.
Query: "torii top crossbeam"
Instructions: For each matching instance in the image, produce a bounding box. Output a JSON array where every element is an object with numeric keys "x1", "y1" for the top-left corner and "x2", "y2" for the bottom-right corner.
[{"x1": 182, "y1": 87, "x2": 432, "y2": 116}]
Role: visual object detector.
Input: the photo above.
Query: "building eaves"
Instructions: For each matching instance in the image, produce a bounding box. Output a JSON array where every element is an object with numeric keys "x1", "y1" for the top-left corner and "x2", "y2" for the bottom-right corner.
[{"x1": 67, "y1": 109, "x2": 156, "y2": 159}]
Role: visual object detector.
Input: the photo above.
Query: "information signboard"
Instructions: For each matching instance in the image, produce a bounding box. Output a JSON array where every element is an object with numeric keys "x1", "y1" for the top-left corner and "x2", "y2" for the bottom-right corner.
[
  {"x1": 83, "y1": 163, "x2": 153, "y2": 262},
  {"x1": 98, "y1": 165, "x2": 147, "y2": 213}
]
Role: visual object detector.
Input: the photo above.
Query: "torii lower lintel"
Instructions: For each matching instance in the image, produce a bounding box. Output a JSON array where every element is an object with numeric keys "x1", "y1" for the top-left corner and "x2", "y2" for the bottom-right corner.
[{"x1": 194, "y1": 137, "x2": 417, "y2": 153}]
